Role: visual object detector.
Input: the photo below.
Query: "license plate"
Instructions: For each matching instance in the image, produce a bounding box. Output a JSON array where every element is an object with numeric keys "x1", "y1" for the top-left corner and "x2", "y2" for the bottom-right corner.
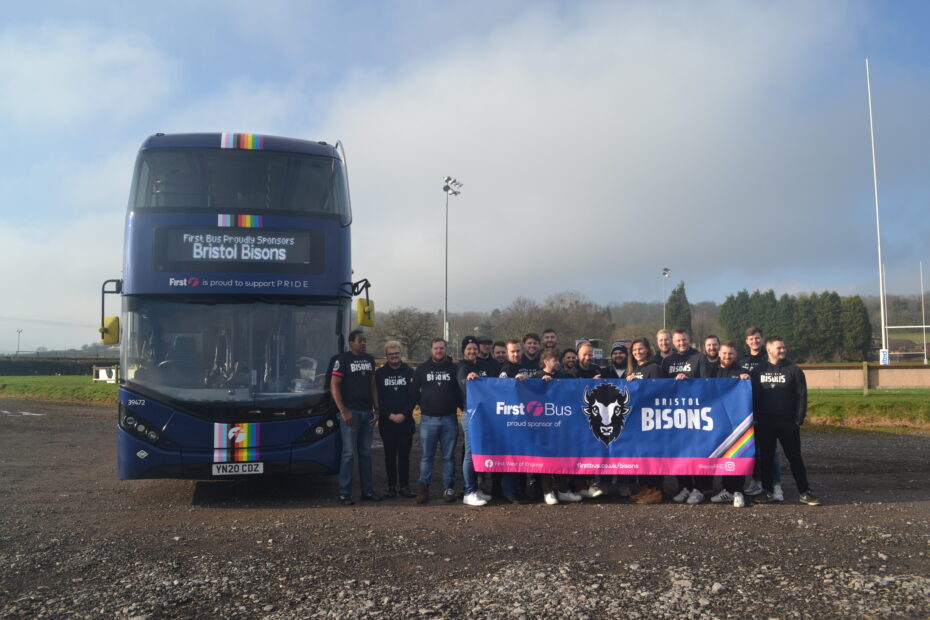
[{"x1": 212, "y1": 462, "x2": 264, "y2": 476}]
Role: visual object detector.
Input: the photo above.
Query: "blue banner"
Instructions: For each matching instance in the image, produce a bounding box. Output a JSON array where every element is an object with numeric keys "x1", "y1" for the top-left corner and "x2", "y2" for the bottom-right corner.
[{"x1": 467, "y1": 378, "x2": 754, "y2": 476}]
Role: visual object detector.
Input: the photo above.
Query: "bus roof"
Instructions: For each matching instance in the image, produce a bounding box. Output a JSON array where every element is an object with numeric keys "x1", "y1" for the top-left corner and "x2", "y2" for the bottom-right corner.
[{"x1": 140, "y1": 133, "x2": 341, "y2": 159}]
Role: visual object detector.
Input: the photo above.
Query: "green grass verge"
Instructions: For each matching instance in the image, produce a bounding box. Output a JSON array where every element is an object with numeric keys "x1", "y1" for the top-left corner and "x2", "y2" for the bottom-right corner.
[
  {"x1": 1, "y1": 378, "x2": 927, "y2": 432},
  {"x1": 807, "y1": 388, "x2": 930, "y2": 432},
  {"x1": 0, "y1": 376, "x2": 118, "y2": 404}
]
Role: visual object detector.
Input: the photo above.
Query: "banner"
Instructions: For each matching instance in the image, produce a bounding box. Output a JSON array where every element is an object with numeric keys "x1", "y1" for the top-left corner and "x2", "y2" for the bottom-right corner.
[{"x1": 468, "y1": 378, "x2": 754, "y2": 476}]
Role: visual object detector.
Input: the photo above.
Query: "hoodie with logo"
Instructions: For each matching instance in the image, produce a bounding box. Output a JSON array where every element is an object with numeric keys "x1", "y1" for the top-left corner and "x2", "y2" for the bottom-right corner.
[
  {"x1": 750, "y1": 359, "x2": 807, "y2": 425},
  {"x1": 738, "y1": 351, "x2": 767, "y2": 374},
  {"x1": 661, "y1": 347, "x2": 702, "y2": 378},
  {"x1": 413, "y1": 357, "x2": 461, "y2": 416},
  {"x1": 627, "y1": 359, "x2": 662, "y2": 380},
  {"x1": 375, "y1": 362, "x2": 416, "y2": 430}
]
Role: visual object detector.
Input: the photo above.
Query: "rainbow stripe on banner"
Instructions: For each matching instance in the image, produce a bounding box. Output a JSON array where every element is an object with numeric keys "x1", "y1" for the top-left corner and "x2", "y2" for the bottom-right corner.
[
  {"x1": 709, "y1": 414, "x2": 754, "y2": 458},
  {"x1": 221, "y1": 132, "x2": 264, "y2": 150},
  {"x1": 217, "y1": 214, "x2": 263, "y2": 228},
  {"x1": 213, "y1": 423, "x2": 261, "y2": 463}
]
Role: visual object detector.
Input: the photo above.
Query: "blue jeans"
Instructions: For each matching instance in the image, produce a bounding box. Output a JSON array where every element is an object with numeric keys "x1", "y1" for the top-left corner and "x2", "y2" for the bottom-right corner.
[
  {"x1": 461, "y1": 414, "x2": 477, "y2": 494},
  {"x1": 339, "y1": 409, "x2": 374, "y2": 495},
  {"x1": 418, "y1": 415, "x2": 458, "y2": 488}
]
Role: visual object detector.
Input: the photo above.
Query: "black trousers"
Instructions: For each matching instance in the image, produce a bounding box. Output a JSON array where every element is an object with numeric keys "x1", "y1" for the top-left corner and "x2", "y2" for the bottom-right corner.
[
  {"x1": 722, "y1": 475, "x2": 745, "y2": 493},
  {"x1": 379, "y1": 422, "x2": 414, "y2": 489},
  {"x1": 756, "y1": 418, "x2": 810, "y2": 494}
]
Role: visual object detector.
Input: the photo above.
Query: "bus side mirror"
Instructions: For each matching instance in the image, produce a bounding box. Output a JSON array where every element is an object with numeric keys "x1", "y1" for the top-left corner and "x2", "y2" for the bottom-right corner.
[
  {"x1": 100, "y1": 316, "x2": 120, "y2": 345},
  {"x1": 357, "y1": 299, "x2": 375, "y2": 327}
]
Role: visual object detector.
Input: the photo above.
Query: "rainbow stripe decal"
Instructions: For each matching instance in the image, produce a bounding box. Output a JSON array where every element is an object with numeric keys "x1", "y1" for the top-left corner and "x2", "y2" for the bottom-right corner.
[
  {"x1": 708, "y1": 413, "x2": 754, "y2": 458},
  {"x1": 213, "y1": 423, "x2": 261, "y2": 463},
  {"x1": 217, "y1": 214, "x2": 263, "y2": 228},
  {"x1": 221, "y1": 132, "x2": 264, "y2": 150}
]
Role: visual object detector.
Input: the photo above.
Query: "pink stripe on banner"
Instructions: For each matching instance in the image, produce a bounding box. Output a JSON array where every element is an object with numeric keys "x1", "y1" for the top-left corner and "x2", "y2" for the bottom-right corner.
[{"x1": 472, "y1": 455, "x2": 755, "y2": 476}]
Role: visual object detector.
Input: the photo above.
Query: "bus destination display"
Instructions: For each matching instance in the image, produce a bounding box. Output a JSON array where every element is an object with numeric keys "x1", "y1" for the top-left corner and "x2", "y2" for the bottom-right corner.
[{"x1": 154, "y1": 227, "x2": 324, "y2": 274}]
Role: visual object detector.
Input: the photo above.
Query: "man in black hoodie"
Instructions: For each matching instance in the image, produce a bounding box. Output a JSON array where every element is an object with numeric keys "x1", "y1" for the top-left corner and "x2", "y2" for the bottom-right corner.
[
  {"x1": 696, "y1": 334, "x2": 721, "y2": 378},
  {"x1": 739, "y1": 327, "x2": 783, "y2": 498},
  {"x1": 376, "y1": 340, "x2": 416, "y2": 498},
  {"x1": 662, "y1": 328, "x2": 709, "y2": 504},
  {"x1": 412, "y1": 338, "x2": 462, "y2": 504},
  {"x1": 520, "y1": 333, "x2": 542, "y2": 370},
  {"x1": 751, "y1": 337, "x2": 820, "y2": 505},
  {"x1": 661, "y1": 328, "x2": 702, "y2": 380}
]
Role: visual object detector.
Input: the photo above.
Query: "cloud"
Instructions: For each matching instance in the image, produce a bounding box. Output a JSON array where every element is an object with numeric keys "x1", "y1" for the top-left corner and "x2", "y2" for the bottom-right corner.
[
  {"x1": 0, "y1": 22, "x2": 176, "y2": 130},
  {"x1": 315, "y1": 2, "x2": 928, "y2": 313}
]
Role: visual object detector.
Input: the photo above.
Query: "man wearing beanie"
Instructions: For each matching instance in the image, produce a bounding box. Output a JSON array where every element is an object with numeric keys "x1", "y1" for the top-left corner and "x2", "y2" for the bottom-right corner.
[{"x1": 604, "y1": 341, "x2": 629, "y2": 379}]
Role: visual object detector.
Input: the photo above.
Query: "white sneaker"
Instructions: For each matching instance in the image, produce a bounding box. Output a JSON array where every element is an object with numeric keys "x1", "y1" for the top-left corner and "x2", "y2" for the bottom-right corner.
[
  {"x1": 686, "y1": 488, "x2": 705, "y2": 504},
  {"x1": 543, "y1": 492, "x2": 559, "y2": 505},
  {"x1": 773, "y1": 484, "x2": 785, "y2": 502},
  {"x1": 578, "y1": 484, "x2": 604, "y2": 499},
  {"x1": 463, "y1": 492, "x2": 487, "y2": 507},
  {"x1": 710, "y1": 490, "x2": 733, "y2": 504},
  {"x1": 557, "y1": 490, "x2": 583, "y2": 503},
  {"x1": 733, "y1": 492, "x2": 745, "y2": 508},
  {"x1": 672, "y1": 488, "x2": 691, "y2": 503},
  {"x1": 475, "y1": 490, "x2": 492, "y2": 502},
  {"x1": 744, "y1": 479, "x2": 763, "y2": 496}
]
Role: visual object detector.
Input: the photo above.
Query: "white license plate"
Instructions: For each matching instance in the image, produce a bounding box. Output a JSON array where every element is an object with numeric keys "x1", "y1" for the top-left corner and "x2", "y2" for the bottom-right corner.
[{"x1": 212, "y1": 462, "x2": 264, "y2": 476}]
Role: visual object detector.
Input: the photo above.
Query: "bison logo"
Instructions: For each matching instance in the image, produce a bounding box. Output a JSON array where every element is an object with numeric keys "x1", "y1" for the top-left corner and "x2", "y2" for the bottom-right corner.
[{"x1": 582, "y1": 382, "x2": 631, "y2": 446}]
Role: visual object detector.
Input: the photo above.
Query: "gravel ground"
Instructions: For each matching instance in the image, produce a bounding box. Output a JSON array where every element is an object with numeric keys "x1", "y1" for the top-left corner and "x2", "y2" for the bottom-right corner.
[{"x1": 1, "y1": 398, "x2": 928, "y2": 619}]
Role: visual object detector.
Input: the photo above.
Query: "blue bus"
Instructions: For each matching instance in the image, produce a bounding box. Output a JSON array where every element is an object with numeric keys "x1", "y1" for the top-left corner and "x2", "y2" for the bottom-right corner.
[{"x1": 101, "y1": 132, "x2": 374, "y2": 479}]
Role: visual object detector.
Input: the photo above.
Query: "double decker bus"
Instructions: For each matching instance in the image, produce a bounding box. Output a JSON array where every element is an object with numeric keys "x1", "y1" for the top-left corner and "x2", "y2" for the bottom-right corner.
[{"x1": 101, "y1": 132, "x2": 374, "y2": 479}]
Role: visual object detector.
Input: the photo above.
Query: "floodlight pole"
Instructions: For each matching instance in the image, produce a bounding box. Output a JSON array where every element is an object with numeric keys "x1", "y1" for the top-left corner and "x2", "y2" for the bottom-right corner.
[
  {"x1": 866, "y1": 58, "x2": 889, "y2": 355},
  {"x1": 921, "y1": 260, "x2": 928, "y2": 365},
  {"x1": 662, "y1": 268, "x2": 671, "y2": 330},
  {"x1": 441, "y1": 177, "x2": 462, "y2": 343},
  {"x1": 16, "y1": 329, "x2": 22, "y2": 358}
]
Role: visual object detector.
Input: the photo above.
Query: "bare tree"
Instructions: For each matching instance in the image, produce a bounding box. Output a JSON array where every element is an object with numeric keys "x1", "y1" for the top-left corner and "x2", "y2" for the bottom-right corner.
[{"x1": 380, "y1": 307, "x2": 439, "y2": 361}]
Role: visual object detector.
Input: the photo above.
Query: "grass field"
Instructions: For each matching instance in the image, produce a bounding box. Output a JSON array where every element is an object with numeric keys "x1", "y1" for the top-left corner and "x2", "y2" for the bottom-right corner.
[
  {"x1": 0, "y1": 376, "x2": 118, "y2": 404},
  {"x1": 1, "y1": 377, "x2": 928, "y2": 433},
  {"x1": 806, "y1": 388, "x2": 930, "y2": 432}
]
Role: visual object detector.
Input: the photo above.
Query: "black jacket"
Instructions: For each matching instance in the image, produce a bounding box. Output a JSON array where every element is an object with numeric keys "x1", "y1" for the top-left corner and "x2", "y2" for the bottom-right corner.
[
  {"x1": 413, "y1": 357, "x2": 461, "y2": 416},
  {"x1": 476, "y1": 356, "x2": 501, "y2": 378},
  {"x1": 375, "y1": 362, "x2": 416, "y2": 429},
  {"x1": 569, "y1": 364, "x2": 601, "y2": 379},
  {"x1": 627, "y1": 360, "x2": 662, "y2": 380},
  {"x1": 751, "y1": 359, "x2": 808, "y2": 425},
  {"x1": 738, "y1": 351, "x2": 767, "y2": 374},
  {"x1": 498, "y1": 360, "x2": 537, "y2": 378},
  {"x1": 661, "y1": 348, "x2": 702, "y2": 378},
  {"x1": 695, "y1": 355, "x2": 720, "y2": 378},
  {"x1": 715, "y1": 363, "x2": 748, "y2": 379}
]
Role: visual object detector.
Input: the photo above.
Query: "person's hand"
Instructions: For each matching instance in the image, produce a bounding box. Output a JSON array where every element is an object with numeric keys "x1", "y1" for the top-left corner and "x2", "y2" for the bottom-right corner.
[
  {"x1": 390, "y1": 413, "x2": 405, "y2": 424},
  {"x1": 627, "y1": 375, "x2": 638, "y2": 381},
  {"x1": 739, "y1": 373, "x2": 750, "y2": 380},
  {"x1": 675, "y1": 373, "x2": 687, "y2": 380},
  {"x1": 467, "y1": 372, "x2": 479, "y2": 380},
  {"x1": 340, "y1": 410, "x2": 354, "y2": 426},
  {"x1": 542, "y1": 374, "x2": 552, "y2": 381},
  {"x1": 593, "y1": 374, "x2": 601, "y2": 379},
  {"x1": 370, "y1": 408, "x2": 379, "y2": 426}
]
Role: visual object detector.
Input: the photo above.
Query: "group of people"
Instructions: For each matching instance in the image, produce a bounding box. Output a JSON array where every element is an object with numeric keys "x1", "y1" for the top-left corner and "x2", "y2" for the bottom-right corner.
[{"x1": 329, "y1": 326, "x2": 820, "y2": 508}]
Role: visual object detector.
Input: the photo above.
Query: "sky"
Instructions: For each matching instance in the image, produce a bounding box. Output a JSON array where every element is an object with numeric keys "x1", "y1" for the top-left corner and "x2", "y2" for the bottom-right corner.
[{"x1": 1, "y1": 0, "x2": 929, "y2": 353}]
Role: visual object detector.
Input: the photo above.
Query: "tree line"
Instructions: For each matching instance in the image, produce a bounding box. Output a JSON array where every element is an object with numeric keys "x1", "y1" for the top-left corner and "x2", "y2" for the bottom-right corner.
[{"x1": 365, "y1": 283, "x2": 881, "y2": 363}]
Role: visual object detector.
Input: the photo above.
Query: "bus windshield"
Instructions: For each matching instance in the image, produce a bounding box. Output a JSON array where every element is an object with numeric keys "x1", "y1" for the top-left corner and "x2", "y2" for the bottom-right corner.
[
  {"x1": 121, "y1": 297, "x2": 344, "y2": 407},
  {"x1": 129, "y1": 148, "x2": 351, "y2": 223}
]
